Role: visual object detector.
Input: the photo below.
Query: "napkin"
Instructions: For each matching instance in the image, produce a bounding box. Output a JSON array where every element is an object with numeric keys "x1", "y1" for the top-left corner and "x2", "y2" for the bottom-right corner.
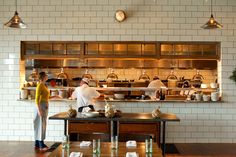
[
  {"x1": 79, "y1": 141, "x2": 91, "y2": 147},
  {"x1": 69, "y1": 152, "x2": 83, "y2": 157},
  {"x1": 126, "y1": 140, "x2": 137, "y2": 147},
  {"x1": 126, "y1": 152, "x2": 138, "y2": 157}
]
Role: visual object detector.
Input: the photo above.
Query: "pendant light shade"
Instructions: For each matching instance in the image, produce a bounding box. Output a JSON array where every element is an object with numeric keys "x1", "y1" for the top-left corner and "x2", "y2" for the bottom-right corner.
[
  {"x1": 4, "y1": 0, "x2": 27, "y2": 29},
  {"x1": 201, "y1": 0, "x2": 222, "y2": 29}
]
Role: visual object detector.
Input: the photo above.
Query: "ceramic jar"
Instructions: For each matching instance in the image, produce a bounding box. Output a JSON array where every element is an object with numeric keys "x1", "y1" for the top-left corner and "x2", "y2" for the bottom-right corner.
[{"x1": 211, "y1": 92, "x2": 219, "y2": 101}]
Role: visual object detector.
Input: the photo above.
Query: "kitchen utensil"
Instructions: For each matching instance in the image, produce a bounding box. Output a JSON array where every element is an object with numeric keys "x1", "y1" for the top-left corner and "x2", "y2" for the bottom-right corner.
[
  {"x1": 195, "y1": 93, "x2": 202, "y2": 101},
  {"x1": 29, "y1": 90, "x2": 36, "y2": 99},
  {"x1": 210, "y1": 83, "x2": 218, "y2": 88},
  {"x1": 59, "y1": 90, "x2": 67, "y2": 98},
  {"x1": 200, "y1": 84, "x2": 208, "y2": 88},
  {"x1": 20, "y1": 89, "x2": 28, "y2": 99},
  {"x1": 51, "y1": 90, "x2": 58, "y2": 96},
  {"x1": 203, "y1": 95, "x2": 210, "y2": 101},
  {"x1": 114, "y1": 93, "x2": 125, "y2": 99},
  {"x1": 83, "y1": 111, "x2": 99, "y2": 118},
  {"x1": 211, "y1": 92, "x2": 219, "y2": 101}
]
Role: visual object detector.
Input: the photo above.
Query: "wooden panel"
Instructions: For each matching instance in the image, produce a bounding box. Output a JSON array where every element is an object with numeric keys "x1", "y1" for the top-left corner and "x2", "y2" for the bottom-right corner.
[
  {"x1": 39, "y1": 43, "x2": 52, "y2": 55},
  {"x1": 142, "y1": 44, "x2": 156, "y2": 55},
  {"x1": 114, "y1": 44, "x2": 127, "y2": 55},
  {"x1": 128, "y1": 44, "x2": 141, "y2": 55},
  {"x1": 119, "y1": 123, "x2": 158, "y2": 133},
  {"x1": 67, "y1": 43, "x2": 81, "y2": 54},
  {"x1": 119, "y1": 122, "x2": 160, "y2": 144},
  {"x1": 53, "y1": 43, "x2": 66, "y2": 54},
  {"x1": 202, "y1": 44, "x2": 216, "y2": 55},
  {"x1": 99, "y1": 43, "x2": 113, "y2": 55},
  {"x1": 174, "y1": 44, "x2": 189, "y2": 55},
  {"x1": 68, "y1": 121, "x2": 110, "y2": 134},
  {"x1": 161, "y1": 44, "x2": 173, "y2": 55},
  {"x1": 86, "y1": 43, "x2": 98, "y2": 55},
  {"x1": 25, "y1": 43, "x2": 39, "y2": 55}
]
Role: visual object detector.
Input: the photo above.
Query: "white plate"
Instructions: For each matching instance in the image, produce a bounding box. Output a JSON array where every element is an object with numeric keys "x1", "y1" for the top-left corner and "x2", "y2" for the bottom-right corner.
[{"x1": 83, "y1": 112, "x2": 99, "y2": 118}]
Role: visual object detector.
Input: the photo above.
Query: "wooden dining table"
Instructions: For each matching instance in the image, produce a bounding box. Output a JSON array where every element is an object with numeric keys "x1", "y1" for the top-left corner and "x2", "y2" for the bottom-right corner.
[
  {"x1": 49, "y1": 112, "x2": 180, "y2": 156},
  {"x1": 48, "y1": 142, "x2": 163, "y2": 157}
]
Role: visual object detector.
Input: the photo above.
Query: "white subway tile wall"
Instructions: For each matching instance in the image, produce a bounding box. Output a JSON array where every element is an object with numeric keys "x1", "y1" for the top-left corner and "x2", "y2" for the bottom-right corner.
[{"x1": 1, "y1": 0, "x2": 236, "y2": 143}]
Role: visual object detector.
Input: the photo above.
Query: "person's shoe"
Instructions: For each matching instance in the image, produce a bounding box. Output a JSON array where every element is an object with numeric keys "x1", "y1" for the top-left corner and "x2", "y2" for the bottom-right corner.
[
  {"x1": 38, "y1": 141, "x2": 49, "y2": 151},
  {"x1": 34, "y1": 140, "x2": 39, "y2": 149},
  {"x1": 39, "y1": 146, "x2": 49, "y2": 151}
]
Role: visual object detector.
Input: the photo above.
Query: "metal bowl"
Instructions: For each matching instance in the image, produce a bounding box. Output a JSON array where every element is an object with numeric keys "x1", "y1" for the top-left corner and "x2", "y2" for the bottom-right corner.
[{"x1": 83, "y1": 111, "x2": 99, "y2": 118}]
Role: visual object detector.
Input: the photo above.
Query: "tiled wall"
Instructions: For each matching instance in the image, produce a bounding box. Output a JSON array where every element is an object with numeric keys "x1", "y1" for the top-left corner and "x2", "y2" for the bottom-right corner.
[{"x1": 1, "y1": 0, "x2": 236, "y2": 143}]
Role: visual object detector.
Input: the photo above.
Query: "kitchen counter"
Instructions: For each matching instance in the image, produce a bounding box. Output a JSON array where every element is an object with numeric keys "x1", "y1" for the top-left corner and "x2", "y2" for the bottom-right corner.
[{"x1": 17, "y1": 98, "x2": 223, "y2": 103}]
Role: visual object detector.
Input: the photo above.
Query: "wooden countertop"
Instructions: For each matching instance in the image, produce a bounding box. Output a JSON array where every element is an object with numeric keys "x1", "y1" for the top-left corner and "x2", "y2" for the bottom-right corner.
[{"x1": 49, "y1": 112, "x2": 180, "y2": 122}]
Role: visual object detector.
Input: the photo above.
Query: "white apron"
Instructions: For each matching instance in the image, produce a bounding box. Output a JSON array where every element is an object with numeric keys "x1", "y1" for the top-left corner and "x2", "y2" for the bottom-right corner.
[{"x1": 34, "y1": 102, "x2": 48, "y2": 141}]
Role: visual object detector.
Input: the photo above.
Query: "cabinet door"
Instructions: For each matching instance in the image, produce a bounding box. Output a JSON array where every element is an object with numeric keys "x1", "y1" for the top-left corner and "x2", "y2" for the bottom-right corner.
[
  {"x1": 39, "y1": 43, "x2": 52, "y2": 55},
  {"x1": 99, "y1": 44, "x2": 113, "y2": 55},
  {"x1": 142, "y1": 44, "x2": 156, "y2": 56},
  {"x1": 160, "y1": 44, "x2": 173, "y2": 55},
  {"x1": 128, "y1": 44, "x2": 141, "y2": 56},
  {"x1": 53, "y1": 43, "x2": 66, "y2": 54},
  {"x1": 189, "y1": 45, "x2": 201, "y2": 56},
  {"x1": 201, "y1": 44, "x2": 217, "y2": 56},
  {"x1": 114, "y1": 44, "x2": 127, "y2": 55},
  {"x1": 174, "y1": 44, "x2": 189, "y2": 56},
  {"x1": 67, "y1": 43, "x2": 81, "y2": 54},
  {"x1": 25, "y1": 43, "x2": 39, "y2": 55},
  {"x1": 86, "y1": 43, "x2": 98, "y2": 55}
]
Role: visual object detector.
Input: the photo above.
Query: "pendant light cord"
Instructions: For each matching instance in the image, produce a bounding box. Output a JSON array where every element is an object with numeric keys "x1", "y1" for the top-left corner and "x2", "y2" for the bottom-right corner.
[
  {"x1": 15, "y1": 0, "x2": 17, "y2": 11},
  {"x1": 211, "y1": 0, "x2": 213, "y2": 15}
]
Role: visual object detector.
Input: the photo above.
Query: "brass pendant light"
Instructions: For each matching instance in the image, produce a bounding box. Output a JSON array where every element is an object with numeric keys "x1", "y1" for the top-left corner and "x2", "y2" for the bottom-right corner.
[
  {"x1": 201, "y1": 0, "x2": 222, "y2": 29},
  {"x1": 4, "y1": 0, "x2": 27, "y2": 29}
]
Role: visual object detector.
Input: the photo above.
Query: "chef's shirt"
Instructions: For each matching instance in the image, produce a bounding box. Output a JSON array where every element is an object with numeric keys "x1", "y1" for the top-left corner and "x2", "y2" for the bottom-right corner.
[
  {"x1": 71, "y1": 84, "x2": 100, "y2": 111},
  {"x1": 146, "y1": 80, "x2": 166, "y2": 99}
]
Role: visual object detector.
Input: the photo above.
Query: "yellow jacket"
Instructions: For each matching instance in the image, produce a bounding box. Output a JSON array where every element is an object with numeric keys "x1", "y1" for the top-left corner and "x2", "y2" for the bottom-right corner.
[{"x1": 35, "y1": 83, "x2": 50, "y2": 105}]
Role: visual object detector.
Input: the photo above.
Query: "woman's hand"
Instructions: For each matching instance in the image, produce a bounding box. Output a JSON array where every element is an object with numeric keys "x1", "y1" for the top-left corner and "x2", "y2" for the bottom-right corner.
[{"x1": 38, "y1": 108, "x2": 43, "y2": 116}]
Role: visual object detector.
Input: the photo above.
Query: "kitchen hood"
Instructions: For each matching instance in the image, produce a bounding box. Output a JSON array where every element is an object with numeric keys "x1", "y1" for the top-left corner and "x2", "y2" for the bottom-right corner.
[{"x1": 25, "y1": 59, "x2": 217, "y2": 70}]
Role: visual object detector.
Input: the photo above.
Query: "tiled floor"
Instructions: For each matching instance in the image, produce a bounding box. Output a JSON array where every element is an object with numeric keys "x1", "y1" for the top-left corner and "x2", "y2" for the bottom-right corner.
[{"x1": 0, "y1": 142, "x2": 236, "y2": 157}]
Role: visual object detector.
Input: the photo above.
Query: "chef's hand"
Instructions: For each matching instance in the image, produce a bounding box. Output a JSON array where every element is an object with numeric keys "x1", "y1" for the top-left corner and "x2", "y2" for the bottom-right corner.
[{"x1": 50, "y1": 95, "x2": 62, "y2": 99}]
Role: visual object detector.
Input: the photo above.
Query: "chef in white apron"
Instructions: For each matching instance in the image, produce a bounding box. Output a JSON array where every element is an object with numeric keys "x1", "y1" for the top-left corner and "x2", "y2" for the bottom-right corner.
[
  {"x1": 146, "y1": 77, "x2": 166, "y2": 100},
  {"x1": 71, "y1": 77, "x2": 100, "y2": 112}
]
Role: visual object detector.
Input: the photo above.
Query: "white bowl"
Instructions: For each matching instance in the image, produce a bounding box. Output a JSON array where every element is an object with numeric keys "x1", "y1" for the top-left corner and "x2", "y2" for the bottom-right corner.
[
  {"x1": 83, "y1": 111, "x2": 99, "y2": 118},
  {"x1": 210, "y1": 83, "x2": 218, "y2": 88},
  {"x1": 200, "y1": 84, "x2": 208, "y2": 88},
  {"x1": 114, "y1": 94, "x2": 125, "y2": 99},
  {"x1": 203, "y1": 95, "x2": 210, "y2": 101}
]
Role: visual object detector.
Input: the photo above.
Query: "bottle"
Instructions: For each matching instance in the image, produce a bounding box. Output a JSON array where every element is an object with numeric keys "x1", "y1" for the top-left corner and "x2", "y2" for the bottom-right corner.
[
  {"x1": 62, "y1": 135, "x2": 69, "y2": 149},
  {"x1": 115, "y1": 136, "x2": 118, "y2": 149},
  {"x1": 93, "y1": 139, "x2": 97, "y2": 153},
  {"x1": 145, "y1": 139, "x2": 149, "y2": 153},
  {"x1": 149, "y1": 138, "x2": 153, "y2": 153},
  {"x1": 111, "y1": 136, "x2": 118, "y2": 149},
  {"x1": 97, "y1": 139, "x2": 101, "y2": 154}
]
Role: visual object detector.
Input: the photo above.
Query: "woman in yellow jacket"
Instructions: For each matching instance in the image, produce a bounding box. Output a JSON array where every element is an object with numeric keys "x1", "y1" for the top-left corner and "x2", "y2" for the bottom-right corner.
[{"x1": 34, "y1": 72, "x2": 50, "y2": 151}]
